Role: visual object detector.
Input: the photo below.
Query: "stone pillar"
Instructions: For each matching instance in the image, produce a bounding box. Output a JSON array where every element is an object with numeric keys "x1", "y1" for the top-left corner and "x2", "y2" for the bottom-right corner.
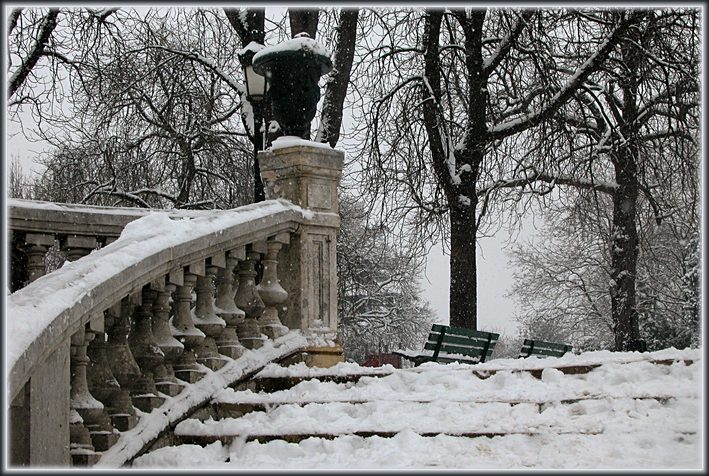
[
  {"x1": 69, "y1": 326, "x2": 103, "y2": 466},
  {"x1": 256, "y1": 236, "x2": 290, "y2": 340},
  {"x1": 259, "y1": 143, "x2": 343, "y2": 337},
  {"x1": 104, "y1": 301, "x2": 140, "y2": 431},
  {"x1": 60, "y1": 235, "x2": 97, "y2": 262},
  {"x1": 86, "y1": 330, "x2": 121, "y2": 452},
  {"x1": 23, "y1": 233, "x2": 55, "y2": 283}
]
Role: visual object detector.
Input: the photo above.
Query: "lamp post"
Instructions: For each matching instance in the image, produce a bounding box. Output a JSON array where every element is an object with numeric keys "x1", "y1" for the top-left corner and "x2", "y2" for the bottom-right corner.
[{"x1": 238, "y1": 42, "x2": 269, "y2": 203}]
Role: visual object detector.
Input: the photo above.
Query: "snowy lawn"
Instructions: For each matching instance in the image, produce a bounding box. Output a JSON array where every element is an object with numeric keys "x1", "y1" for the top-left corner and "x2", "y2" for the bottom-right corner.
[{"x1": 133, "y1": 348, "x2": 703, "y2": 470}]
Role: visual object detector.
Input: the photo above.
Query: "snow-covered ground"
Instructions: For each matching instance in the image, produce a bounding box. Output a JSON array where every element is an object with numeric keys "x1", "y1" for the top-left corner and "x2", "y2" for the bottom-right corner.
[{"x1": 133, "y1": 348, "x2": 703, "y2": 470}]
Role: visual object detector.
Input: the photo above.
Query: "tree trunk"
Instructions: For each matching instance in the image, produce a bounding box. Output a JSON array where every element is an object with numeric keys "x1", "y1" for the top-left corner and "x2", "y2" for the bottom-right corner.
[
  {"x1": 610, "y1": 12, "x2": 642, "y2": 351},
  {"x1": 316, "y1": 8, "x2": 358, "y2": 147},
  {"x1": 223, "y1": 8, "x2": 265, "y2": 44},
  {"x1": 610, "y1": 148, "x2": 640, "y2": 351},
  {"x1": 288, "y1": 8, "x2": 319, "y2": 38},
  {"x1": 449, "y1": 203, "x2": 478, "y2": 330}
]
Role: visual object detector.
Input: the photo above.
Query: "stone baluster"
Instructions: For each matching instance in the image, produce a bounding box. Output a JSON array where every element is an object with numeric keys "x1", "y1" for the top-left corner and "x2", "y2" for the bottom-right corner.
[
  {"x1": 86, "y1": 312, "x2": 121, "y2": 452},
  {"x1": 235, "y1": 249, "x2": 266, "y2": 349},
  {"x1": 104, "y1": 300, "x2": 140, "y2": 431},
  {"x1": 171, "y1": 271, "x2": 206, "y2": 383},
  {"x1": 69, "y1": 409, "x2": 95, "y2": 466},
  {"x1": 63, "y1": 235, "x2": 118, "y2": 461},
  {"x1": 214, "y1": 250, "x2": 247, "y2": 359},
  {"x1": 256, "y1": 236, "x2": 290, "y2": 340},
  {"x1": 23, "y1": 233, "x2": 55, "y2": 283},
  {"x1": 69, "y1": 326, "x2": 103, "y2": 465},
  {"x1": 151, "y1": 281, "x2": 185, "y2": 396},
  {"x1": 127, "y1": 286, "x2": 166, "y2": 412},
  {"x1": 192, "y1": 261, "x2": 228, "y2": 371},
  {"x1": 61, "y1": 235, "x2": 97, "y2": 262}
]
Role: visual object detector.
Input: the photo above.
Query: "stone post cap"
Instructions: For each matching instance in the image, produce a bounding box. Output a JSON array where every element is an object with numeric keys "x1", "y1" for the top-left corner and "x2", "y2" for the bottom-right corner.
[{"x1": 259, "y1": 137, "x2": 344, "y2": 214}]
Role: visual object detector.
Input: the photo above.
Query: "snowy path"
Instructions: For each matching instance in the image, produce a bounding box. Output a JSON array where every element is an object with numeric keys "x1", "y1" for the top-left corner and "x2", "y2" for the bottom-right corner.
[{"x1": 132, "y1": 349, "x2": 702, "y2": 470}]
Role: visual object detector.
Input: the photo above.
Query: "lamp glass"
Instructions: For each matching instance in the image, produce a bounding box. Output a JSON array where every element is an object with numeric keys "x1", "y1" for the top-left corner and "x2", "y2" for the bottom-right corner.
[{"x1": 244, "y1": 64, "x2": 268, "y2": 100}]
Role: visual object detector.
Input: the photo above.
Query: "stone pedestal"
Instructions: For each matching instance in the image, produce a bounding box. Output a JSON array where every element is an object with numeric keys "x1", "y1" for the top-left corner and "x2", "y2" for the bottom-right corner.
[{"x1": 259, "y1": 143, "x2": 343, "y2": 335}]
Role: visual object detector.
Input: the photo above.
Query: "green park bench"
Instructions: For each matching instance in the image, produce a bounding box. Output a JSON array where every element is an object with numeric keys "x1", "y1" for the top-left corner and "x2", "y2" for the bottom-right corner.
[
  {"x1": 519, "y1": 338, "x2": 572, "y2": 358},
  {"x1": 394, "y1": 324, "x2": 499, "y2": 366}
]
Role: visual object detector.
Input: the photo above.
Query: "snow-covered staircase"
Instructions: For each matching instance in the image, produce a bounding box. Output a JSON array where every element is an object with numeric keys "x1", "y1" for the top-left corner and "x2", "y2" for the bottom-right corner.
[{"x1": 130, "y1": 348, "x2": 702, "y2": 470}]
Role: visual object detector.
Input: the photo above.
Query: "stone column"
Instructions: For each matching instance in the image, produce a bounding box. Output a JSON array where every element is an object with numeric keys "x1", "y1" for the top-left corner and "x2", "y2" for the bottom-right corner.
[
  {"x1": 104, "y1": 300, "x2": 140, "y2": 431},
  {"x1": 69, "y1": 326, "x2": 103, "y2": 466},
  {"x1": 60, "y1": 235, "x2": 97, "y2": 262},
  {"x1": 259, "y1": 143, "x2": 343, "y2": 338},
  {"x1": 127, "y1": 287, "x2": 165, "y2": 412}
]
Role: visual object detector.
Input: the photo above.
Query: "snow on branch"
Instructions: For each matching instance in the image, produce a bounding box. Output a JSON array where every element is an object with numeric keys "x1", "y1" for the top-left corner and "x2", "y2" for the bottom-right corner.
[
  {"x1": 476, "y1": 171, "x2": 618, "y2": 197},
  {"x1": 8, "y1": 8, "x2": 60, "y2": 99},
  {"x1": 420, "y1": 75, "x2": 460, "y2": 186},
  {"x1": 128, "y1": 45, "x2": 243, "y2": 94},
  {"x1": 482, "y1": 10, "x2": 534, "y2": 77},
  {"x1": 488, "y1": 12, "x2": 644, "y2": 140}
]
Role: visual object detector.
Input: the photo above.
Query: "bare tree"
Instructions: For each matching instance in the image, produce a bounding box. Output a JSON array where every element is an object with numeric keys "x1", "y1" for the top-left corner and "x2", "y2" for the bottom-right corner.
[
  {"x1": 502, "y1": 9, "x2": 700, "y2": 349},
  {"x1": 337, "y1": 195, "x2": 434, "y2": 361},
  {"x1": 352, "y1": 8, "x2": 644, "y2": 332}
]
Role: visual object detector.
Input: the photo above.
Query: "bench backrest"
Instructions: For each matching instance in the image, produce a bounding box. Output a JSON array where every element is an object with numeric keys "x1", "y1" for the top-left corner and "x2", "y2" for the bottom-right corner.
[
  {"x1": 424, "y1": 324, "x2": 500, "y2": 363},
  {"x1": 519, "y1": 338, "x2": 572, "y2": 358}
]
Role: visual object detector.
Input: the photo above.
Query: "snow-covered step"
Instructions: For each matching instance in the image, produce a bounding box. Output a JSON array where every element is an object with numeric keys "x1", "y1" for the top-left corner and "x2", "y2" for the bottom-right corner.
[
  {"x1": 129, "y1": 348, "x2": 702, "y2": 469},
  {"x1": 231, "y1": 362, "x2": 393, "y2": 393},
  {"x1": 132, "y1": 428, "x2": 703, "y2": 469},
  {"x1": 174, "y1": 396, "x2": 699, "y2": 446},
  {"x1": 214, "y1": 358, "x2": 701, "y2": 408}
]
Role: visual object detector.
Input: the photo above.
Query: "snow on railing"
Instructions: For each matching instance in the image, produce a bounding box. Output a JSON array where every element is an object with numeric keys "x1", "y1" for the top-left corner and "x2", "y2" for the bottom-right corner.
[{"x1": 7, "y1": 140, "x2": 344, "y2": 468}]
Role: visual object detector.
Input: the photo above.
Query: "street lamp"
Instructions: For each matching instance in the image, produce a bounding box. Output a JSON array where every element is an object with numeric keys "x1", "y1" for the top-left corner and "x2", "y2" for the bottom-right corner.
[{"x1": 238, "y1": 42, "x2": 269, "y2": 203}]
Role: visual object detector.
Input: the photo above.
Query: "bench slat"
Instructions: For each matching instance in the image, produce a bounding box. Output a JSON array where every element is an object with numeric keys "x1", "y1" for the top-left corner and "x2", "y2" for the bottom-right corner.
[
  {"x1": 424, "y1": 342, "x2": 494, "y2": 357},
  {"x1": 425, "y1": 334, "x2": 498, "y2": 349},
  {"x1": 431, "y1": 324, "x2": 499, "y2": 340},
  {"x1": 520, "y1": 338, "x2": 572, "y2": 358},
  {"x1": 522, "y1": 338, "x2": 570, "y2": 352}
]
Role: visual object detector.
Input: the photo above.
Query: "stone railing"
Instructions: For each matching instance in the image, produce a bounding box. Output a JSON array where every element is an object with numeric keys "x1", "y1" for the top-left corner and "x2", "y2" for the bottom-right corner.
[{"x1": 7, "y1": 142, "x2": 344, "y2": 467}]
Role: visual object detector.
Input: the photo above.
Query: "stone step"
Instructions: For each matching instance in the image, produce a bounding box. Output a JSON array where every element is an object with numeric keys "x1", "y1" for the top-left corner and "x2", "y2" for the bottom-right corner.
[
  {"x1": 231, "y1": 372, "x2": 393, "y2": 393},
  {"x1": 471, "y1": 358, "x2": 696, "y2": 379},
  {"x1": 175, "y1": 393, "x2": 698, "y2": 447},
  {"x1": 177, "y1": 428, "x2": 610, "y2": 447},
  {"x1": 208, "y1": 393, "x2": 682, "y2": 419}
]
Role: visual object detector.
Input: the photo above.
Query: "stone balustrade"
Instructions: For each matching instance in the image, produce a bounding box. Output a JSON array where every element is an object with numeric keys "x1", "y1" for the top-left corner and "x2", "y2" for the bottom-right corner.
[{"x1": 7, "y1": 143, "x2": 344, "y2": 467}]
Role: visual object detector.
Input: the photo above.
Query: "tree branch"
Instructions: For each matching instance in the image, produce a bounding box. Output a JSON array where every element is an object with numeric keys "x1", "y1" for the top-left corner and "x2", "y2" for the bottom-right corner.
[
  {"x1": 489, "y1": 12, "x2": 644, "y2": 140},
  {"x1": 8, "y1": 8, "x2": 60, "y2": 99}
]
